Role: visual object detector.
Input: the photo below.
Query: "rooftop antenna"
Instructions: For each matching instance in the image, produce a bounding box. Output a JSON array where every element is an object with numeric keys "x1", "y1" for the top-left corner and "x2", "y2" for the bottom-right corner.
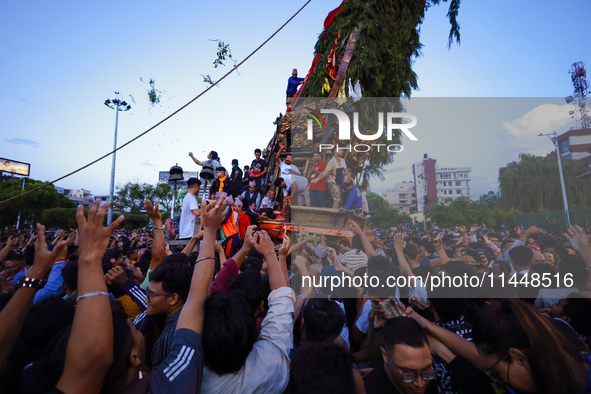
[{"x1": 565, "y1": 61, "x2": 590, "y2": 129}]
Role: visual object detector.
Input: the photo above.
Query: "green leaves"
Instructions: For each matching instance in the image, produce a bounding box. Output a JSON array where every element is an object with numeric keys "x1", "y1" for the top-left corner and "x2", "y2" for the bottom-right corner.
[
  {"x1": 428, "y1": 196, "x2": 495, "y2": 229},
  {"x1": 0, "y1": 178, "x2": 76, "y2": 229},
  {"x1": 498, "y1": 154, "x2": 591, "y2": 213},
  {"x1": 211, "y1": 39, "x2": 234, "y2": 68},
  {"x1": 147, "y1": 78, "x2": 161, "y2": 106},
  {"x1": 365, "y1": 192, "x2": 413, "y2": 228}
]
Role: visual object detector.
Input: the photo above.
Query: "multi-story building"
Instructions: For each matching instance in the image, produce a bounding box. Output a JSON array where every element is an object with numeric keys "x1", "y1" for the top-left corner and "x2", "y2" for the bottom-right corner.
[
  {"x1": 382, "y1": 182, "x2": 417, "y2": 213},
  {"x1": 55, "y1": 187, "x2": 93, "y2": 208},
  {"x1": 412, "y1": 154, "x2": 438, "y2": 213},
  {"x1": 557, "y1": 128, "x2": 591, "y2": 160},
  {"x1": 412, "y1": 154, "x2": 472, "y2": 212},
  {"x1": 436, "y1": 167, "x2": 471, "y2": 201}
]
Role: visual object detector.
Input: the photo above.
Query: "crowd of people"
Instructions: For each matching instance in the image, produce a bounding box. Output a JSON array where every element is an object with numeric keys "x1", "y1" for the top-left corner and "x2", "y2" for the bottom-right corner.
[
  {"x1": 1, "y1": 191, "x2": 591, "y2": 393},
  {"x1": 183, "y1": 145, "x2": 367, "y2": 227}
]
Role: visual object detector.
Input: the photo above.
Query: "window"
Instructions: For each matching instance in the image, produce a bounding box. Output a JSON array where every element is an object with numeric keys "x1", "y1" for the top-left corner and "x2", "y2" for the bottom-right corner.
[
  {"x1": 411, "y1": 194, "x2": 416, "y2": 198},
  {"x1": 400, "y1": 200, "x2": 407, "y2": 204},
  {"x1": 399, "y1": 194, "x2": 407, "y2": 199},
  {"x1": 456, "y1": 190, "x2": 462, "y2": 194},
  {"x1": 560, "y1": 139, "x2": 570, "y2": 154},
  {"x1": 456, "y1": 181, "x2": 461, "y2": 186}
]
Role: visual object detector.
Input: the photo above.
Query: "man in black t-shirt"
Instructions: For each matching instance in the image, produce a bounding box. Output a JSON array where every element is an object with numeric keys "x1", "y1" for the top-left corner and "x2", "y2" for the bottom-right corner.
[
  {"x1": 230, "y1": 159, "x2": 243, "y2": 198},
  {"x1": 250, "y1": 149, "x2": 268, "y2": 191}
]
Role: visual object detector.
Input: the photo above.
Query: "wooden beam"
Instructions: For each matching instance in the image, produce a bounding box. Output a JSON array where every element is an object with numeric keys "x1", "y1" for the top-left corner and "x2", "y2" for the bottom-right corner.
[{"x1": 328, "y1": 26, "x2": 361, "y2": 98}]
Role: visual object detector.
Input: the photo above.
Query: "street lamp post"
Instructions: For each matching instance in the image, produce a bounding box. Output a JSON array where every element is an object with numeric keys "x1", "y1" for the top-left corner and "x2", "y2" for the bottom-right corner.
[
  {"x1": 104, "y1": 93, "x2": 131, "y2": 225},
  {"x1": 538, "y1": 132, "x2": 570, "y2": 228}
]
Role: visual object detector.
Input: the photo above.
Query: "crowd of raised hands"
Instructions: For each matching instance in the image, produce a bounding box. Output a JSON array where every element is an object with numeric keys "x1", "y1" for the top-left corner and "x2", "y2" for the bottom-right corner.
[{"x1": 1, "y1": 205, "x2": 591, "y2": 393}]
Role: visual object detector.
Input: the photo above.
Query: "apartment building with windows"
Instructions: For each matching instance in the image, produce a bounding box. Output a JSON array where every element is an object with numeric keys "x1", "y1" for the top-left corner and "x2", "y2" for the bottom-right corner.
[{"x1": 382, "y1": 182, "x2": 417, "y2": 213}]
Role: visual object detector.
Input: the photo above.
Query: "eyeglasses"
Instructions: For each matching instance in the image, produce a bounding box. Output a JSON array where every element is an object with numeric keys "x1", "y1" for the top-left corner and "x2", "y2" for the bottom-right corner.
[
  {"x1": 146, "y1": 292, "x2": 169, "y2": 302},
  {"x1": 484, "y1": 354, "x2": 507, "y2": 385},
  {"x1": 391, "y1": 361, "x2": 437, "y2": 383}
]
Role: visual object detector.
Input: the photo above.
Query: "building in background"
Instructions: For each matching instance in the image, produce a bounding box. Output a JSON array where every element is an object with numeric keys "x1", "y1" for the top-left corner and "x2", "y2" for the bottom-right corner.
[
  {"x1": 557, "y1": 128, "x2": 591, "y2": 160},
  {"x1": 382, "y1": 182, "x2": 416, "y2": 213},
  {"x1": 412, "y1": 154, "x2": 472, "y2": 212},
  {"x1": 55, "y1": 187, "x2": 93, "y2": 208},
  {"x1": 412, "y1": 154, "x2": 438, "y2": 213},
  {"x1": 436, "y1": 167, "x2": 471, "y2": 202}
]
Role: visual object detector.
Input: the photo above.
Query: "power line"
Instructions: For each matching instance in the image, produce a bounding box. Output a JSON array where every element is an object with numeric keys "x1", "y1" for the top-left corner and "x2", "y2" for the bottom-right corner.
[{"x1": 0, "y1": 0, "x2": 312, "y2": 206}]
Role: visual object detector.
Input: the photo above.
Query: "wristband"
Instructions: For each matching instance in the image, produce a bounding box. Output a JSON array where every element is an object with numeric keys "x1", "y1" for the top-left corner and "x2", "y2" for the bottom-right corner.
[
  {"x1": 77, "y1": 291, "x2": 109, "y2": 301},
  {"x1": 153, "y1": 226, "x2": 165, "y2": 230},
  {"x1": 265, "y1": 252, "x2": 277, "y2": 260},
  {"x1": 195, "y1": 256, "x2": 215, "y2": 263},
  {"x1": 18, "y1": 277, "x2": 46, "y2": 289}
]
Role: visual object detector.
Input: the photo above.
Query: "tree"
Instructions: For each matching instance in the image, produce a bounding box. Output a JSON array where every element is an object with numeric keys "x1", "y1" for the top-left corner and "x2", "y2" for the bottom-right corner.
[
  {"x1": 0, "y1": 178, "x2": 76, "y2": 230},
  {"x1": 116, "y1": 181, "x2": 180, "y2": 214},
  {"x1": 427, "y1": 196, "x2": 495, "y2": 229},
  {"x1": 298, "y1": 0, "x2": 461, "y2": 190},
  {"x1": 479, "y1": 191, "x2": 500, "y2": 210},
  {"x1": 116, "y1": 182, "x2": 154, "y2": 214},
  {"x1": 492, "y1": 207, "x2": 522, "y2": 228},
  {"x1": 302, "y1": 0, "x2": 460, "y2": 98},
  {"x1": 498, "y1": 154, "x2": 591, "y2": 213},
  {"x1": 366, "y1": 192, "x2": 413, "y2": 228}
]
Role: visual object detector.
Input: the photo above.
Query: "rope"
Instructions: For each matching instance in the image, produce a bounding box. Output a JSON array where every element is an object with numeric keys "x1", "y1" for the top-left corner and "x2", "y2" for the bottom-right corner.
[{"x1": 0, "y1": 0, "x2": 312, "y2": 206}]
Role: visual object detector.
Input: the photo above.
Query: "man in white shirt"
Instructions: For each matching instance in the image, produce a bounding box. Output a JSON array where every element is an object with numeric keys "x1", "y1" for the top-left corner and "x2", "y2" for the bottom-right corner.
[
  {"x1": 261, "y1": 190, "x2": 280, "y2": 210},
  {"x1": 179, "y1": 178, "x2": 201, "y2": 239},
  {"x1": 275, "y1": 145, "x2": 302, "y2": 188}
]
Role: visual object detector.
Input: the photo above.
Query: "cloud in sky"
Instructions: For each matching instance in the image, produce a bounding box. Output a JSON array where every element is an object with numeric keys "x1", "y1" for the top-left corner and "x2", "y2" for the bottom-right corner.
[
  {"x1": 5, "y1": 138, "x2": 42, "y2": 150},
  {"x1": 136, "y1": 161, "x2": 159, "y2": 167},
  {"x1": 503, "y1": 104, "x2": 572, "y2": 137}
]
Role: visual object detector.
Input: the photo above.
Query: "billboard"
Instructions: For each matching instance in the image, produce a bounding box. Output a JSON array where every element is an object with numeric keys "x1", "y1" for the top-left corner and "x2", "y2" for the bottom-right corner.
[
  {"x1": 158, "y1": 171, "x2": 199, "y2": 184},
  {"x1": 0, "y1": 158, "x2": 30, "y2": 177}
]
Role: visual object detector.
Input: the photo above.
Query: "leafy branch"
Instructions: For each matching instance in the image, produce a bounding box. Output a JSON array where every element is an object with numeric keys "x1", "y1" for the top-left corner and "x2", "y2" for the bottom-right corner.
[
  {"x1": 201, "y1": 39, "x2": 240, "y2": 87},
  {"x1": 147, "y1": 79, "x2": 161, "y2": 107}
]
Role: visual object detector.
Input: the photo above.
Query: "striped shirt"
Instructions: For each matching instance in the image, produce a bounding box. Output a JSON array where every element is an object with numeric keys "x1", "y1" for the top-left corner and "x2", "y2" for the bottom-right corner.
[
  {"x1": 152, "y1": 310, "x2": 181, "y2": 369},
  {"x1": 341, "y1": 249, "x2": 368, "y2": 272},
  {"x1": 151, "y1": 328, "x2": 204, "y2": 393}
]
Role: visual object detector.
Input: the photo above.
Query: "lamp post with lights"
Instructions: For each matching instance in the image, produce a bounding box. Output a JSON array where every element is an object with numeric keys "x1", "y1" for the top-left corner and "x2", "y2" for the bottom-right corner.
[{"x1": 104, "y1": 93, "x2": 131, "y2": 225}]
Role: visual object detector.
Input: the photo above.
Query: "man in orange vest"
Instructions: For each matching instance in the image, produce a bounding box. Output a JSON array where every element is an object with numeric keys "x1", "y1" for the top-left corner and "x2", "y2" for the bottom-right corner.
[{"x1": 217, "y1": 193, "x2": 240, "y2": 258}]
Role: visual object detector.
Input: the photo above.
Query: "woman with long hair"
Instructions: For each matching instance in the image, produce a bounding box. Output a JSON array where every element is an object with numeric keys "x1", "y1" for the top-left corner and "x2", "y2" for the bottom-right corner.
[{"x1": 405, "y1": 299, "x2": 591, "y2": 393}]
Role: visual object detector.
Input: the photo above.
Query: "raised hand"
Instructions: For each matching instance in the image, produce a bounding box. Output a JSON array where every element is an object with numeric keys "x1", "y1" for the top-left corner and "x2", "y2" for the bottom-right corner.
[
  {"x1": 76, "y1": 200, "x2": 124, "y2": 262},
  {"x1": 394, "y1": 233, "x2": 405, "y2": 252},
  {"x1": 143, "y1": 200, "x2": 162, "y2": 222},
  {"x1": 564, "y1": 225, "x2": 591, "y2": 254},
  {"x1": 348, "y1": 221, "x2": 363, "y2": 235},
  {"x1": 104, "y1": 266, "x2": 128, "y2": 287},
  {"x1": 251, "y1": 231, "x2": 275, "y2": 256},
  {"x1": 201, "y1": 197, "x2": 228, "y2": 231},
  {"x1": 28, "y1": 224, "x2": 67, "y2": 279},
  {"x1": 279, "y1": 234, "x2": 291, "y2": 258}
]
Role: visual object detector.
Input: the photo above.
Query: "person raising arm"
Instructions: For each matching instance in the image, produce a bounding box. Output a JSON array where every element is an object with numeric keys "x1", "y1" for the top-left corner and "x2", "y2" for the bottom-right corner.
[
  {"x1": 0, "y1": 225, "x2": 66, "y2": 371},
  {"x1": 56, "y1": 201, "x2": 125, "y2": 394}
]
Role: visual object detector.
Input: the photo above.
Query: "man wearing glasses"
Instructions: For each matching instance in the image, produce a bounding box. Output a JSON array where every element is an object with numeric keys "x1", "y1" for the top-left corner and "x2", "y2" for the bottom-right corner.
[
  {"x1": 144, "y1": 262, "x2": 193, "y2": 368},
  {"x1": 364, "y1": 317, "x2": 438, "y2": 394}
]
